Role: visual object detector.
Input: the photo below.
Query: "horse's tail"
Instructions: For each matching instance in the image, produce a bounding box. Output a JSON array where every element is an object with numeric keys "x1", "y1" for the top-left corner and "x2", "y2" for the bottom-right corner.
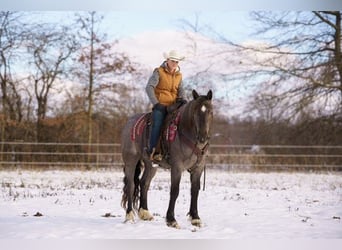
[{"x1": 121, "y1": 160, "x2": 142, "y2": 211}]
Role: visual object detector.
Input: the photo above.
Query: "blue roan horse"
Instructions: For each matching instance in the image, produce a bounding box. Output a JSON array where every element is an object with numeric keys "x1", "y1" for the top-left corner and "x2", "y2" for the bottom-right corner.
[{"x1": 121, "y1": 89, "x2": 213, "y2": 228}]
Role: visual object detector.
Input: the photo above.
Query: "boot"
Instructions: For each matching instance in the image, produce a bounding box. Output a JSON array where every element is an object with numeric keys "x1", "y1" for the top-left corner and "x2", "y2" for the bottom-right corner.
[{"x1": 149, "y1": 147, "x2": 163, "y2": 162}]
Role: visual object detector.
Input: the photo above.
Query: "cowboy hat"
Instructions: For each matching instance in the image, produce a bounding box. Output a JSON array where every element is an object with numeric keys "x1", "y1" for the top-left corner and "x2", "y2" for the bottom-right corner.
[{"x1": 163, "y1": 50, "x2": 185, "y2": 62}]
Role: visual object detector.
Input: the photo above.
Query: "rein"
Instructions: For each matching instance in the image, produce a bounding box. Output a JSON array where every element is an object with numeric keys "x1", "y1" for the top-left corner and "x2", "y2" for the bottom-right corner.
[
  {"x1": 174, "y1": 104, "x2": 210, "y2": 164},
  {"x1": 177, "y1": 101, "x2": 210, "y2": 192},
  {"x1": 171, "y1": 97, "x2": 212, "y2": 191},
  {"x1": 178, "y1": 101, "x2": 210, "y2": 164},
  {"x1": 179, "y1": 130, "x2": 209, "y2": 191},
  {"x1": 179, "y1": 131, "x2": 209, "y2": 164}
]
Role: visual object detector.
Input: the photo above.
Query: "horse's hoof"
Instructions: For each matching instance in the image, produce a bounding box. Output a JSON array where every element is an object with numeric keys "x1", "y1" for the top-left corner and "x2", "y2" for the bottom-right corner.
[
  {"x1": 124, "y1": 211, "x2": 135, "y2": 223},
  {"x1": 138, "y1": 208, "x2": 154, "y2": 221},
  {"x1": 167, "y1": 221, "x2": 181, "y2": 229},
  {"x1": 191, "y1": 218, "x2": 202, "y2": 227}
]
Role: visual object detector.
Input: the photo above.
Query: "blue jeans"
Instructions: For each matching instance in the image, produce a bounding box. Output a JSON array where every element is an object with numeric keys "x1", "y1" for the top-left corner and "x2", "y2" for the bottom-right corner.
[{"x1": 149, "y1": 107, "x2": 167, "y2": 153}]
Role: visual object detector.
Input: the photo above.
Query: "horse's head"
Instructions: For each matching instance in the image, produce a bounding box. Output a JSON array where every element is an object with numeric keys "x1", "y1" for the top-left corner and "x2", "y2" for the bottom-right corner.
[{"x1": 189, "y1": 89, "x2": 213, "y2": 144}]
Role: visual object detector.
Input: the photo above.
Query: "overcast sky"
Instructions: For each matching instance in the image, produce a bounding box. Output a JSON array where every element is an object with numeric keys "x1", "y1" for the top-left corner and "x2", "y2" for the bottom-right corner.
[
  {"x1": 1, "y1": 0, "x2": 340, "y2": 11},
  {"x1": 104, "y1": 11, "x2": 253, "y2": 43},
  {"x1": 1, "y1": 0, "x2": 341, "y2": 118},
  {"x1": 2, "y1": 0, "x2": 340, "y2": 42},
  {"x1": 2, "y1": 0, "x2": 341, "y2": 42}
]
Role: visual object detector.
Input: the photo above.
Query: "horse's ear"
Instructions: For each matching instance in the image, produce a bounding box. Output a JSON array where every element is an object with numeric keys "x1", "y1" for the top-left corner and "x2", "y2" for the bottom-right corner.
[
  {"x1": 207, "y1": 90, "x2": 213, "y2": 100},
  {"x1": 192, "y1": 89, "x2": 199, "y2": 100}
]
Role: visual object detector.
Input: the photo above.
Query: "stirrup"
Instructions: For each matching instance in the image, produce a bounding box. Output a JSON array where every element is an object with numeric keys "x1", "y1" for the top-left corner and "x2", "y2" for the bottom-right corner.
[
  {"x1": 153, "y1": 154, "x2": 163, "y2": 162},
  {"x1": 149, "y1": 148, "x2": 162, "y2": 162}
]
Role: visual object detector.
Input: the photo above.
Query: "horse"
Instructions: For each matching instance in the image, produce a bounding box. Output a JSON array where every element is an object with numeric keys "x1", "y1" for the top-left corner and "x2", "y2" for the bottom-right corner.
[{"x1": 121, "y1": 89, "x2": 213, "y2": 228}]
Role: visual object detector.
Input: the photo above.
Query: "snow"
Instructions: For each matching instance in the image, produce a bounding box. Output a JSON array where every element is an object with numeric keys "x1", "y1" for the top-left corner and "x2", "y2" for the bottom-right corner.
[{"x1": 0, "y1": 168, "x2": 341, "y2": 239}]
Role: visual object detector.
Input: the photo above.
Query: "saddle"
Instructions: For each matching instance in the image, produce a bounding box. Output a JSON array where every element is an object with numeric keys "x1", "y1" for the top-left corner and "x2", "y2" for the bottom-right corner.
[{"x1": 130, "y1": 102, "x2": 183, "y2": 165}]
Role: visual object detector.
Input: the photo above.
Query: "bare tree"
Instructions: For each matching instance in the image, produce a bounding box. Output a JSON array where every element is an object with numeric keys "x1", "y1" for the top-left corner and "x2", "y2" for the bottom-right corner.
[
  {"x1": 26, "y1": 23, "x2": 78, "y2": 141},
  {"x1": 73, "y1": 11, "x2": 136, "y2": 161},
  {"x1": 0, "y1": 11, "x2": 28, "y2": 149},
  {"x1": 234, "y1": 11, "x2": 342, "y2": 122}
]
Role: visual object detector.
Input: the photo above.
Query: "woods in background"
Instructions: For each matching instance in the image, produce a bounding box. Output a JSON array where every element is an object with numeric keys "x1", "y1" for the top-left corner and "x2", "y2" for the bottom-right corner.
[{"x1": 1, "y1": 11, "x2": 341, "y2": 149}]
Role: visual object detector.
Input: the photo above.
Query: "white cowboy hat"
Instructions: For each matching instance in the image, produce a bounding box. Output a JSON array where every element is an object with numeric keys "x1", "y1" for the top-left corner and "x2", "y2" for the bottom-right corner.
[{"x1": 163, "y1": 50, "x2": 185, "y2": 62}]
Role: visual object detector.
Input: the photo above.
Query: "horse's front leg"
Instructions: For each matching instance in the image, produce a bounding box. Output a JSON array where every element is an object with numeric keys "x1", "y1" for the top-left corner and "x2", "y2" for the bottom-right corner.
[
  {"x1": 138, "y1": 162, "x2": 157, "y2": 221},
  {"x1": 188, "y1": 168, "x2": 203, "y2": 227},
  {"x1": 166, "y1": 168, "x2": 182, "y2": 229}
]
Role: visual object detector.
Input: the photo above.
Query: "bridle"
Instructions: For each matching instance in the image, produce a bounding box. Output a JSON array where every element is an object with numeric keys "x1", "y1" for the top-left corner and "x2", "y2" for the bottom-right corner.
[{"x1": 178, "y1": 98, "x2": 212, "y2": 166}]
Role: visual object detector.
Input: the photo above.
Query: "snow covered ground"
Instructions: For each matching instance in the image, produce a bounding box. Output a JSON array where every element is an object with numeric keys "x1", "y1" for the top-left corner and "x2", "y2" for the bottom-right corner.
[{"x1": 0, "y1": 168, "x2": 341, "y2": 239}]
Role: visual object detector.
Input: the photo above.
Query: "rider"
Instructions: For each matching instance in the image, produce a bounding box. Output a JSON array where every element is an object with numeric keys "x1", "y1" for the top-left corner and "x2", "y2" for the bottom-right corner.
[{"x1": 145, "y1": 50, "x2": 187, "y2": 161}]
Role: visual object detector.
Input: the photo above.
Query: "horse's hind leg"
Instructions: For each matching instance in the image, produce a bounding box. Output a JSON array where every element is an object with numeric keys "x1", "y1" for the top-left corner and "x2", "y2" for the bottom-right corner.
[
  {"x1": 138, "y1": 160, "x2": 157, "y2": 221},
  {"x1": 122, "y1": 157, "x2": 140, "y2": 223},
  {"x1": 122, "y1": 171, "x2": 135, "y2": 222}
]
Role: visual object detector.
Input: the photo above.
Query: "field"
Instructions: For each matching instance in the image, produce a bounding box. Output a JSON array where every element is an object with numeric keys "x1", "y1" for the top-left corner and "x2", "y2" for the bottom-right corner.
[{"x1": 0, "y1": 168, "x2": 341, "y2": 239}]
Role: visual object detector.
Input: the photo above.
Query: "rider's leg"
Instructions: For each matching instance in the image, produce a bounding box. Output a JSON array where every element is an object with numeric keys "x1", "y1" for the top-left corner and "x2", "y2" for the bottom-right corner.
[{"x1": 149, "y1": 107, "x2": 166, "y2": 160}]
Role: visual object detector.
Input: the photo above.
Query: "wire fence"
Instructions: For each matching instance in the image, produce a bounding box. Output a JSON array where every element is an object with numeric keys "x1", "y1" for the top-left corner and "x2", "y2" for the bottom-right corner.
[
  {"x1": 0, "y1": 142, "x2": 121, "y2": 169},
  {"x1": 207, "y1": 144, "x2": 342, "y2": 171},
  {"x1": 0, "y1": 142, "x2": 341, "y2": 171}
]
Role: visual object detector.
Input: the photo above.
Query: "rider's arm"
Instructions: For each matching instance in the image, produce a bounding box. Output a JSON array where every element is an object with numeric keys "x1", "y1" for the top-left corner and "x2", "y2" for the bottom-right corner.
[{"x1": 145, "y1": 68, "x2": 160, "y2": 105}]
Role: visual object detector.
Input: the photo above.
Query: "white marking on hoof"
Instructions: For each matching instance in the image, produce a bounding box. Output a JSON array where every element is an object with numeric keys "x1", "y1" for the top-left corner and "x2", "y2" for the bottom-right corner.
[
  {"x1": 138, "y1": 208, "x2": 154, "y2": 221},
  {"x1": 124, "y1": 211, "x2": 135, "y2": 223},
  {"x1": 191, "y1": 218, "x2": 202, "y2": 227},
  {"x1": 167, "y1": 221, "x2": 181, "y2": 229}
]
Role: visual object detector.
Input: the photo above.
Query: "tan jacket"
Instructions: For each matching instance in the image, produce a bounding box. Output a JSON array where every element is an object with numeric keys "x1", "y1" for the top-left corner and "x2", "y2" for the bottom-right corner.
[{"x1": 154, "y1": 66, "x2": 182, "y2": 106}]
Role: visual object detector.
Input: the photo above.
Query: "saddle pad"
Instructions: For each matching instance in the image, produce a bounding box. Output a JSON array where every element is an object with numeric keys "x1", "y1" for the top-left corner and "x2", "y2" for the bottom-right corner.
[
  {"x1": 131, "y1": 113, "x2": 148, "y2": 141},
  {"x1": 165, "y1": 111, "x2": 181, "y2": 142}
]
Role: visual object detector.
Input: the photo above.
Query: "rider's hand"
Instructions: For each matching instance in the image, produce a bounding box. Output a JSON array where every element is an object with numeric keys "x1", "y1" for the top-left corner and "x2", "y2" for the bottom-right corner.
[{"x1": 176, "y1": 98, "x2": 187, "y2": 105}]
